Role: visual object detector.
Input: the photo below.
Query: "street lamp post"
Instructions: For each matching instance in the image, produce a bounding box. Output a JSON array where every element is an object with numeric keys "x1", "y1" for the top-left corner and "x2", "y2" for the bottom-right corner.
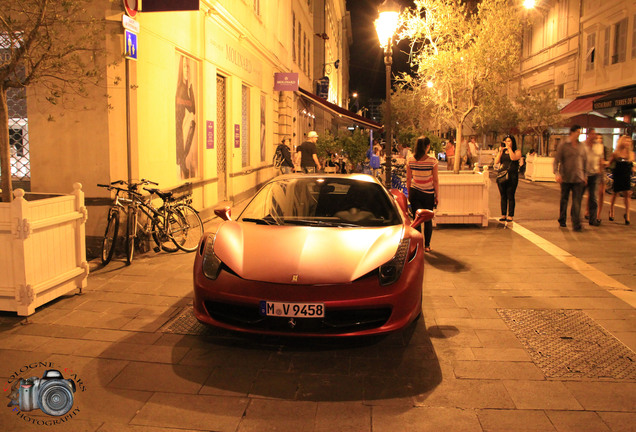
[{"x1": 374, "y1": 0, "x2": 400, "y2": 187}]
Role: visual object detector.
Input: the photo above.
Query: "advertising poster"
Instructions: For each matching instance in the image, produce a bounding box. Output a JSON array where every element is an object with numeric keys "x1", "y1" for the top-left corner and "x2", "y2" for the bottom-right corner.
[{"x1": 175, "y1": 53, "x2": 199, "y2": 179}]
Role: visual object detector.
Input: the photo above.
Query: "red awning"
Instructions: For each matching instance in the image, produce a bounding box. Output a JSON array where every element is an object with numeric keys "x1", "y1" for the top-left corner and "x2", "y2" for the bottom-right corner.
[
  {"x1": 560, "y1": 93, "x2": 606, "y2": 115},
  {"x1": 561, "y1": 113, "x2": 629, "y2": 129},
  {"x1": 298, "y1": 88, "x2": 382, "y2": 130}
]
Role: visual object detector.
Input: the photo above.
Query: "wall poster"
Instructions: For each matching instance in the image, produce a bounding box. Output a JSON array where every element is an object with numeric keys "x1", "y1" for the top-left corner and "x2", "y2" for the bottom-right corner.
[{"x1": 175, "y1": 52, "x2": 199, "y2": 179}]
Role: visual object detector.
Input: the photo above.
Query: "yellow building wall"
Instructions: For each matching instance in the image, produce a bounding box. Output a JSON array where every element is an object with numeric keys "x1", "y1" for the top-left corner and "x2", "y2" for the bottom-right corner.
[{"x1": 23, "y1": 0, "x2": 321, "y2": 250}]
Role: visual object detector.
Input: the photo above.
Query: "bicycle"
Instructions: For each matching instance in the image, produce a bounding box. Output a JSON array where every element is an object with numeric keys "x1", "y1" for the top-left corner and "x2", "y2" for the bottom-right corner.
[
  {"x1": 143, "y1": 186, "x2": 204, "y2": 253},
  {"x1": 98, "y1": 180, "x2": 185, "y2": 266}
]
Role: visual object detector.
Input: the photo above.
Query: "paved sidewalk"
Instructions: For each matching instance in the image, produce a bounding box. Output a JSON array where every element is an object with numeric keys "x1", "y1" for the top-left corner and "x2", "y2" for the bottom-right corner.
[{"x1": 0, "y1": 195, "x2": 635, "y2": 431}]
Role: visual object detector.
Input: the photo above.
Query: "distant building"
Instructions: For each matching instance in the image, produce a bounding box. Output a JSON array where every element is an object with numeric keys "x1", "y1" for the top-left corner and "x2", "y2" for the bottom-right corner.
[
  {"x1": 366, "y1": 98, "x2": 383, "y2": 123},
  {"x1": 519, "y1": 0, "x2": 635, "y2": 154}
]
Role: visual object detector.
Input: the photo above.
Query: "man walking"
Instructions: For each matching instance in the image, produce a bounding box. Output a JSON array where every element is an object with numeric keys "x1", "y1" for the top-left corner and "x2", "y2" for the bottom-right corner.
[
  {"x1": 296, "y1": 131, "x2": 321, "y2": 173},
  {"x1": 584, "y1": 128, "x2": 604, "y2": 226},
  {"x1": 554, "y1": 125, "x2": 587, "y2": 231}
]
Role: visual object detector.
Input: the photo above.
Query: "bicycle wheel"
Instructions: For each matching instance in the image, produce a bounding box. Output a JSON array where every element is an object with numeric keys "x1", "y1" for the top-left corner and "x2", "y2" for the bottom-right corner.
[
  {"x1": 126, "y1": 206, "x2": 137, "y2": 265},
  {"x1": 151, "y1": 209, "x2": 181, "y2": 253},
  {"x1": 171, "y1": 204, "x2": 204, "y2": 252},
  {"x1": 101, "y1": 208, "x2": 120, "y2": 266}
]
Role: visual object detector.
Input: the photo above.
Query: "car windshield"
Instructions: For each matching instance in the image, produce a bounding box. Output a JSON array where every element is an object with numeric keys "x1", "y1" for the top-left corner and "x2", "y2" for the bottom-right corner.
[{"x1": 238, "y1": 177, "x2": 401, "y2": 227}]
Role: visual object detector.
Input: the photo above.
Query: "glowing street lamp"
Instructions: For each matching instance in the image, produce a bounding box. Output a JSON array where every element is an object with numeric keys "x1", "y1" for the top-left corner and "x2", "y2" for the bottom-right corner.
[
  {"x1": 374, "y1": 0, "x2": 401, "y2": 187},
  {"x1": 523, "y1": 0, "x2": 536, "y2": 8}
]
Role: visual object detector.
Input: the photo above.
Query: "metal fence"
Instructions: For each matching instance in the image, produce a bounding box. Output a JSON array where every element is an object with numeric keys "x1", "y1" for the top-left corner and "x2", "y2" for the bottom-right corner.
[
  {"x1": 7, "y1": 86, "x2": 31, "y2": 181},
  {"x1": 1, "y1": 41, "x2": 31, "y2": 183}
]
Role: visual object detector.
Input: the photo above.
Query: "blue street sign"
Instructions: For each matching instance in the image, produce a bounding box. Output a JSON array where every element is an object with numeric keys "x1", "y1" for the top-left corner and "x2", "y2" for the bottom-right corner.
[{"x1": 125, "y1": 30, "x2": 137, "y2": 60}]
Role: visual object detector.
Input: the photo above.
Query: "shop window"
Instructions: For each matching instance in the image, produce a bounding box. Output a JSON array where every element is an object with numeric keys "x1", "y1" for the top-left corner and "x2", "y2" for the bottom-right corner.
[
  {"x1": 241, "y1": 85, "x2": 250, "y2": 168},
  {"x1": 260, "y1": 93, "x2": 266, "y2": 162}
]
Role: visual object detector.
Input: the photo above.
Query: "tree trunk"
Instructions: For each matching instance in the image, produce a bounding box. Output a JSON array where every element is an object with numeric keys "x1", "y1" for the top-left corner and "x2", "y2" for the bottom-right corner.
[
  {"x1": 454, "y1": 123, "x2": 463, "y2": 173},
  {"x1": 0, "y1": 88, "x2": 12, "y2": 202}
]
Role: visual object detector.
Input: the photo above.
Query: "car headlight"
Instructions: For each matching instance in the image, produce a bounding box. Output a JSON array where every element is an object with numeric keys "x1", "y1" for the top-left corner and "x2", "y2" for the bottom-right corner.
[
  {"x1": 378, "y1": 238, "x2": 410, "y2": 286},
  {"x1": 202, "y1": 234, "x2": 222, "y2": 280}
]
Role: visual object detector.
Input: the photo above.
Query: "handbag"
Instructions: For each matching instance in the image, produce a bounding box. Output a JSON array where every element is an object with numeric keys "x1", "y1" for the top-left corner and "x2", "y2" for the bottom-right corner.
[{"x1": 496, "y1": 169, "x2": 509, "y2": 184}]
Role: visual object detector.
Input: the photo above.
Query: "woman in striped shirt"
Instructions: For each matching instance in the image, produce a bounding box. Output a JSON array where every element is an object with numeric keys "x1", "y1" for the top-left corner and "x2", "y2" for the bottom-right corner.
[{"x1": 406, "y1": 136, "x2": 439, "y2": 252}]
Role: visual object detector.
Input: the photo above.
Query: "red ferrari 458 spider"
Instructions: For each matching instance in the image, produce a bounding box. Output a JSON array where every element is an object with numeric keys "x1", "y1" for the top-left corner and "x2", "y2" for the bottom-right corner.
[{"x1": 193, "y1": 174, "x2": 433, "y2": 337}]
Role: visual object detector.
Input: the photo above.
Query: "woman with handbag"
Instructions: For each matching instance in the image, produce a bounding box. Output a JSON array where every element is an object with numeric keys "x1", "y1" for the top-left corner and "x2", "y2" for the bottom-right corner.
[
  {"x1": 494, "y1": 135, "x2": 522, "y2": 223},
  {"x1": 407, "y1": 136, "x2": 439, "y2": 252}
]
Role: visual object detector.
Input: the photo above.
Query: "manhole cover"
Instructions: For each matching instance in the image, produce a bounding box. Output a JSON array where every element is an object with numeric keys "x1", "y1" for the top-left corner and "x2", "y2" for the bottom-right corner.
[
  {"x1": 498, "y1": 309, "x2": 636, "y2": 379},
  {"x1": 160, "y1": 305, "x2": 213, "y2": 336}
]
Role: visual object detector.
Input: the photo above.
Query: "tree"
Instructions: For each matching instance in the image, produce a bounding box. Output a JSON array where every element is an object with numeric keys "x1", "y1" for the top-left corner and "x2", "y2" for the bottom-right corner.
[
  {"x1": 399, "y1": 0, "x2": 523, "y2": 172},
  {"x1": 514, "y1": 88, "x2": 563, "y2": 155},
  {"x1": 472, "y1": 90, "x2": 519, "y2": 141},
  {"x1": 1, "y1": 0, "x2": 104, "y2": 202},
  {"x1": 316, "y1": 129, "x2": 371, "y2": 173},
  {"x1": 341, "y1": 129, "x2": 371, "y2": 172},
  {"x1": 384, "y1": 86, "x2": 437, "y2": 135}
]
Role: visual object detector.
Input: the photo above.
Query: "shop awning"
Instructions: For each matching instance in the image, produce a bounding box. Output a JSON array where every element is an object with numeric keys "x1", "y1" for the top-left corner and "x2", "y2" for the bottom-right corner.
[
  {"x1": 298, "y1": 88, "x2": 382, "y2": 130},
  {"x1": 592, "y1": 85, "x2": 636, "y2": 110},
  {"x1": 561, "y1": 113, "x2": 629, "y2": 129},
  {"x1": 560, "y1": 93, "x2": 606, "y2": 116}
]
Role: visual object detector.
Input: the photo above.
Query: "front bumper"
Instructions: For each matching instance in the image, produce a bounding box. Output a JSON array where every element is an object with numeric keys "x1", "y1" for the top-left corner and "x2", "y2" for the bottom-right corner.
[{"x1": 192, "y1": 252, "x2": 423, "y2": 337}]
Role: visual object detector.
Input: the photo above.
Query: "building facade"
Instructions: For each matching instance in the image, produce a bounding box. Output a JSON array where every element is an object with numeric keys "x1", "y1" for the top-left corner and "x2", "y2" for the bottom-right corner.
[
  {"x1": 519, "y1": 0, "x2": 635, "y2": 153},
  {"x1": 8, "y1": 0, "x2": 373, "y2": 253}
]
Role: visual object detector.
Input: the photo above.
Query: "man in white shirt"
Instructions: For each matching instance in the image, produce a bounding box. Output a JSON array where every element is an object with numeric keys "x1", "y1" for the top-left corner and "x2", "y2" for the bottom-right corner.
[
  {"x1": 584, "y1": 128, "x2": 604, "y2": 226},
  {"x1": 468, "y1": 136, "x2": 479, "y2": 168}
]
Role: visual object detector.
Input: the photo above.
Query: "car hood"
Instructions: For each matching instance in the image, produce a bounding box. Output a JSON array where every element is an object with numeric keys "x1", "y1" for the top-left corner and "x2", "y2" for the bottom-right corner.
[{"x1": 213, "y1": 222, "x2": 404, "y2": 284}]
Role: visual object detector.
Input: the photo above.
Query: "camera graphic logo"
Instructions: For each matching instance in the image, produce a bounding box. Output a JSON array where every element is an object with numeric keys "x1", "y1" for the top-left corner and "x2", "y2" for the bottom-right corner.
[{"x1": 7, "y1": 369, "x2": 76, "y2": 416}]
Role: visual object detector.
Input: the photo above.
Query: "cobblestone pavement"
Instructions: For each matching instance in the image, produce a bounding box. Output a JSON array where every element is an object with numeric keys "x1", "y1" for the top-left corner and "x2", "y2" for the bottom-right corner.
[{"x1": 0, "y1": 175, "x2": 634, "y2": 431}]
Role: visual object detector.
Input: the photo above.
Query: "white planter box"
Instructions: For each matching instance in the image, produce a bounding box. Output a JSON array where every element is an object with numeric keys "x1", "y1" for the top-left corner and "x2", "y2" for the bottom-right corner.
[
  {"x1": 476, "y1": 149, "x2": 497, "y2": 168},
  {"x1": 0, "y1": 184, "x2": 88, "y2": 316},
  {"x1": 525, "y1": 156, "x2": 556, "y2": 182},
  {"x1": 434, "y1": 168, "x2": 490, "y2": 227}
]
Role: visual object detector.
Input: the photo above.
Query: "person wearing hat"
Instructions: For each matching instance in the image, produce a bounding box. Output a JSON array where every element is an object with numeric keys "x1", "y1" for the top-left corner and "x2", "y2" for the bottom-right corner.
[{"x1": 296, "y1": 131, "x2": 322, "y2": 173}]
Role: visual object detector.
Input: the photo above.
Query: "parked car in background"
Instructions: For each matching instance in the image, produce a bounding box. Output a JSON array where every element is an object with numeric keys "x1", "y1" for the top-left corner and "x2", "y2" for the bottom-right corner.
[{"x1": 193, "y1": 174, "x2": 433, "y2": 337}]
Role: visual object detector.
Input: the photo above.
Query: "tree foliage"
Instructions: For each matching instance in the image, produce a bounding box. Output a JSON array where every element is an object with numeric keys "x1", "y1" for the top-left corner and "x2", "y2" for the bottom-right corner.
[
  {"x1": 398, "y1": 0, "x2": 523, "y2": 172},
  {"x1": 316, "y1": 129, "x2": 371, "y2": 172},
  {"x1": 514, "y1": 88, "x2": 563, "y2": 155},
  {"x1": 1, "y1": 0, "x2": 105, "y2": 202}
]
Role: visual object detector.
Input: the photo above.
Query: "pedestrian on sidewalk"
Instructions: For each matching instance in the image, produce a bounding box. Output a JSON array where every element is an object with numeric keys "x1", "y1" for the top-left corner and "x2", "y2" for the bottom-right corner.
[
  {"x1": 445, "y1": 139, "x2": 455, "y2": 170},
  {"x1": 494, "y1": 135, "x2": 521, "y2": 223},
  {"x1": 554, "y1": 124, "x2": 587, "y2": 231},
  {"x1": 407, "y1": 136, "x2": 439, "y2": 253},
  {"x1": 608, "y1": 135, "x2": 635, "y2": 225},
  {"x1": 584, "y1": 128, "x2": 604, "y2": 226},
  {"x1": 276, "y1": 137, "x2": 296, "y2": 174},
  {"x1": 296, "y1": 131, "x2": 321, "y2": 173}
]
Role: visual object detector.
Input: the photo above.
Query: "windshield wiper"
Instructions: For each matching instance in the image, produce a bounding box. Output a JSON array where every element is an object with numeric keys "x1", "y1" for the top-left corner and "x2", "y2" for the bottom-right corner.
[
  {"x1": 284, "y1": 219, "x2": 357, "y2": 227},
  {"x1": 241, "y1": 216, "x2": 280, "y2": 225}
]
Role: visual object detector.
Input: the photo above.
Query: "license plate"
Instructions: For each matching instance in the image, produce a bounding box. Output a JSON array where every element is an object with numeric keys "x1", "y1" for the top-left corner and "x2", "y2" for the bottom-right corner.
[{"x1": 259, "y1": 301, "x2": 325, "y2": 318}]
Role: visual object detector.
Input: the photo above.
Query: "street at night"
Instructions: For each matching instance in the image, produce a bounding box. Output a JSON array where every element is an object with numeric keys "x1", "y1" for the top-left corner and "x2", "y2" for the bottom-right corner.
[
  {"x1": 2, "y1": 0, "x2": 636, "y2": 430},
  {"x1": 1, "y1": 175, "x2": 634, "y2": 431}
]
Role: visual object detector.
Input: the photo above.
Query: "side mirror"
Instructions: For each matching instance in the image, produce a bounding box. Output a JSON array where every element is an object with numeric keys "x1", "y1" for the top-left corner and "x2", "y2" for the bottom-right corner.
[
  {"x1": 214, "y1": 206, "x2": 231, "y2": 221},
  {"x1": 390, "y1": 188, "x2": 408, "y2": 215},
  {"x1": 411, "y1": 209, "x2": 434, "y2": 229}
]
